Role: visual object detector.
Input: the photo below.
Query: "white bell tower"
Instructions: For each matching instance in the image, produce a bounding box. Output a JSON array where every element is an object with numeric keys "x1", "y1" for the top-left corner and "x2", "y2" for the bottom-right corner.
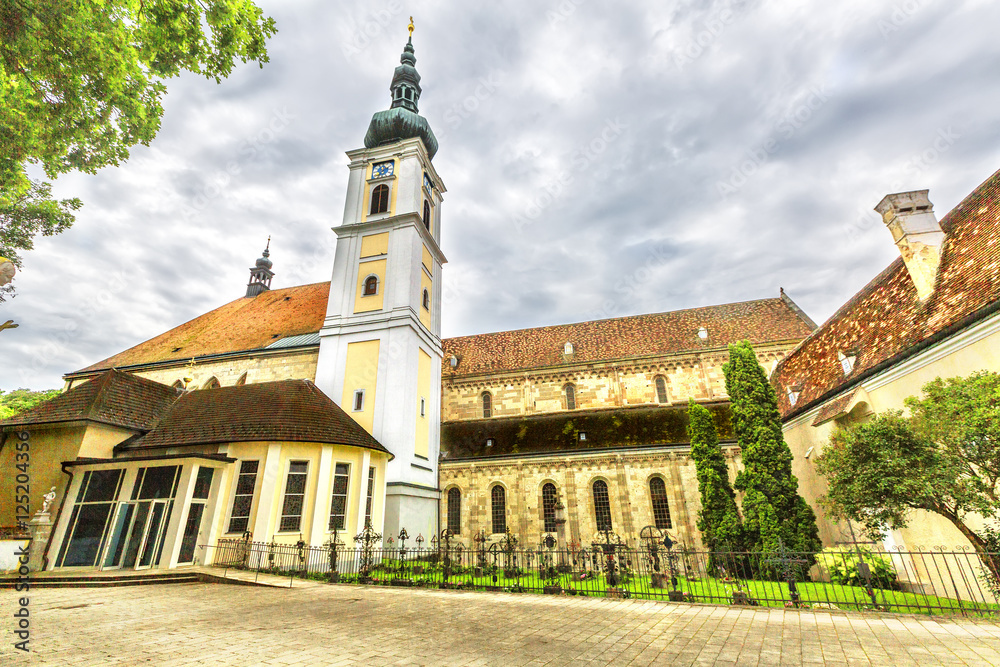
[{"x1": 315, "y1": 27, "x2": 446, "y2": 543}]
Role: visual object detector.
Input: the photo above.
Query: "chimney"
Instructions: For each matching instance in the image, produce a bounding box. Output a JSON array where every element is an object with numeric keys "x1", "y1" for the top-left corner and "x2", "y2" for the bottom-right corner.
[{"x1": 874, "y1": 190, "x2": 944, "y2": 301}]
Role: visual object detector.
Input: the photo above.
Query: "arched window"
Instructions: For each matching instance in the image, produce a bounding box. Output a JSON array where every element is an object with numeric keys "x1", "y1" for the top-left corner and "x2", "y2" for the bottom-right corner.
[
  {"x1": 654, "y1": 376, "x2": 668, "y2": 404},
  {"x1": 592, "y1": 480, "x2": 612, "y2": 532},
  {"x1": 363, "y1": 275, "x2": 378, "y2": 296},
  {"x1": 481, "y1": 392, "x2": 492, "y2": 418},
  {"x1": 423, "y1": 200, "x2": 431, "y2": 230},
  {"x1": 564, "y1": 383, "x2": 576, "y2": 410},
  {"x1": 235, "y1": 372, "x2": 248, "y2": 387},
  {"x1": 370, "y1": 184, "x2": 389, "y2": 215},
  {"x1": 542, "y1": 483, "x2": 558, "y2": 533},
  {"x1": 203, "y1": 377, "x2": 220, "y2": 389},
  {"x1": 649, "y1": 477, "x2": 672, "y2": 529},
  {"x1": 171, "y1": 380, "x2": 184, "y2": 389},
  {"x1": 447, "y1": 488, "x2": 461, "y2": 535},
  {"x1": 491, "y1": 485, "x2": 506, "y2": 534},
  {"x1": 422, "y1": 288, "x2": 430, "y2": 310}
]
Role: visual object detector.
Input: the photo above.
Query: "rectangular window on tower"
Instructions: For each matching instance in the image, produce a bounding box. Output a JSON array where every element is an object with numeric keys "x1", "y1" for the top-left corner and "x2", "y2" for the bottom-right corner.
[{"x1": 353, "y1": 389, "x2": 365, "y2": 412}]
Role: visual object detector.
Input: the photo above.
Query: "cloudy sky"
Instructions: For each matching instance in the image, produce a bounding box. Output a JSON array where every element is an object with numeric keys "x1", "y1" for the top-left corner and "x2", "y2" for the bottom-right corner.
[{"x1": 4, "y1": 0, "x2": 1000, "y2": 391}]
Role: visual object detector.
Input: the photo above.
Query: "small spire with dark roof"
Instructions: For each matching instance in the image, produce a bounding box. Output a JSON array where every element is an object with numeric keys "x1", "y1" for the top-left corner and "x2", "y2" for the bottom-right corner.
[{"x1": 246, "y1": 237, "x2": 274, "y2": 297}]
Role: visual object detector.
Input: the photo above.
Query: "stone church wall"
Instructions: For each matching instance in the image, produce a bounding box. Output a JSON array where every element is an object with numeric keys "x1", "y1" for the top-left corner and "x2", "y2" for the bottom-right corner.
[
  {"x1": 442, "y1": 345, "x2": 791, "y2": 423},
  {"x1": 439, "y1": 445, "x2": 743, "y2": 552},
  {"x1": 69, "y1": 348, "x2": 320, "y2": 391}
]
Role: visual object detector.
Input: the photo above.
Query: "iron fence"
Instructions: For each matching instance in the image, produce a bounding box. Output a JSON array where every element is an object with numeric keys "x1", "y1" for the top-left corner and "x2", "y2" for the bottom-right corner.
[{"x1": 206, "y1": 530, "x2": 999, "y2": 618}]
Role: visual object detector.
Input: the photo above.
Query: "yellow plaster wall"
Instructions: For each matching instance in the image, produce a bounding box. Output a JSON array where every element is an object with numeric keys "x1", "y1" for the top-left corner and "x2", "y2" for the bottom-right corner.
[
  {"x1": 77, "y1": 423, "x2": 137, "y2": 459},
  {"x1": 342, "y1": 340, "x2": 381, "y2": 434},
  {"x1": 414, "y1": 349, "x2": 432, "y2": 459},
  {"x1": 0, "y1": 426, "x2": 86, "y2": 527},
  {"x1": 419, "y1": 270, "x2": 432, "y2": 330},
  {"x1": 354, "y1": 259, "x2": 387, "y2": 314},
  {"x1": 360, "y1": 232, "x2": 389, "y2": 258},
  {"x1": 785, "y1": 327, "x2": 1000, "y2": 552},
  {"x1": 421, "y1": 245, "x2": 433, "y2": 274}
]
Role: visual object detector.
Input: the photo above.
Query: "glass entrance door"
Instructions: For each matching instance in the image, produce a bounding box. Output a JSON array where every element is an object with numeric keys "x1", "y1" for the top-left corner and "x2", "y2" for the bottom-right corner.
[{"x1": 100, "y1": 499, "x2": 171, "y2": 570}]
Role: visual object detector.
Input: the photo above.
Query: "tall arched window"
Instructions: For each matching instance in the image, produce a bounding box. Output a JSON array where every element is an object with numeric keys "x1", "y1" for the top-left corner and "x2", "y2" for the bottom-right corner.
[
  {"x1": 481, "y1": 392, "x2": 492, "y2": 418},
  {"x1": 491, "y1": 485, "x2": 506, "y2": 534},
  {"x1": 203, "y1": 377, "x2": 220, "y2": 389},
  {"x1": 564, "y1": 383, "x2": 576, "y2": 410},
  {"x1": 423, "y1": 200, "x2": 431, "y2": 230},
  {"x1": 649, "y1": 477, "x2": 672, "y2": 529},
  {"x1": 592, "y1": 480, "x2": 612, "y2": 532},
  {"x1": 235, "y1": 372, "x2": 248, "y2": 387},
  {"x1": 447, "y1": 488, "x2": 461, "y2": 535},
  {"x1": 654, "y1": 376, "x2": 668, "y2": 404},
  {"x1": 422, "y1": 288, "x2": 430, "y2": 310},
  {"x1": 542, "y1": 483, "x2": 558, "y2": 533},
  {"x1": 370, "y1": 184, "x2": 390, "y2": 215},
  {"x1": 363, "y1": 275, "x2": 378, "y2": 296}
]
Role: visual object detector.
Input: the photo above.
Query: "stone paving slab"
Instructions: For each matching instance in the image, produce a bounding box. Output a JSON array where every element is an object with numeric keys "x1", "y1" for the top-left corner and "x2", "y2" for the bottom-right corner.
[{"x1": 1, "y1": 581, "x2": 998, "y2": 666}]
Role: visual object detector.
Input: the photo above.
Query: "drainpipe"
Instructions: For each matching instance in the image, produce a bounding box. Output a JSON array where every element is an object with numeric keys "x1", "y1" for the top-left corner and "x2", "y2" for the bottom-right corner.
[{"x1": 41, "y1": 460, "x2": 76, "y2": 571}]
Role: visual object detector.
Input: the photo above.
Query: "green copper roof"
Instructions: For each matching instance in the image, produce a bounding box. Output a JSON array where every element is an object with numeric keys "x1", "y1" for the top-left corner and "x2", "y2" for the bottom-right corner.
[{"x1": 364, "y1": 37, "x2": 438, "y2": 159}]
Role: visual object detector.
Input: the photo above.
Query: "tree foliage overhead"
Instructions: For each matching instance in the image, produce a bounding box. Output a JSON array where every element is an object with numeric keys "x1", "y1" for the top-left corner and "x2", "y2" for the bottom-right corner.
[
  {"x1": 0, "y1": 387, "x2": 60, "y2": 419},
  {"x1": 723, "y1": 340, "x2": 822, "y2": 558},
  {"x1": 817, "y1": 371, "x2": 1000, "y2": 586},
  {"x1": 687, "y1": 399, "x2": 744, "y2": 560},
  {"x1": 0, "y1": 0, "x2": 277, "y2": 294}
]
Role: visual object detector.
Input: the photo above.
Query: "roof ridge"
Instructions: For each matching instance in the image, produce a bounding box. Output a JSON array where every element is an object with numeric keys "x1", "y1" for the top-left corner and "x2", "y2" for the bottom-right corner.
[{"x1": 443, "y1": 296, "x2": 787, "y2": 342}]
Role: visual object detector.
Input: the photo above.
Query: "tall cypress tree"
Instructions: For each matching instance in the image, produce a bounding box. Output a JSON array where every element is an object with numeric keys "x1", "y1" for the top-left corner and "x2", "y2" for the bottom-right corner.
[
  {"x1": 722, "y1": 340, "x2": 821, "y2": 560},
  {"x1": 687, "y1": 400, "x2": 744, "y2": 568}
]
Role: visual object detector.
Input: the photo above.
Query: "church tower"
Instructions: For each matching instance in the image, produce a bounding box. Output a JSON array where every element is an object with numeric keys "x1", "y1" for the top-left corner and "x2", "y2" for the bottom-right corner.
[{"x1": 315, "y1": 23, "x2": 446, "y2": 543}]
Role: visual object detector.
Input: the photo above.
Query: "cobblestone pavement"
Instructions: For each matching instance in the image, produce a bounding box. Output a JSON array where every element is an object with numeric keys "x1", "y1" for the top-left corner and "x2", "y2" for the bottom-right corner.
[{"x1": 2, "y1": 581, "x2": 999, "y2": 666}]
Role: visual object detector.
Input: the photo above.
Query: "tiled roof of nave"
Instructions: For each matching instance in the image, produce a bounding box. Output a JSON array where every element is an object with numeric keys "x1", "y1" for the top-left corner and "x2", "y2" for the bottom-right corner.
[
  {"x1": 772, "y1": 167, "x2": 1000, "y2": 418},
  {"x1": 72, "y1": 282, "x2": 331, "y2": 375},
  {"x1": 443, "y1": 297, "x2": 815, "y2": 377}
]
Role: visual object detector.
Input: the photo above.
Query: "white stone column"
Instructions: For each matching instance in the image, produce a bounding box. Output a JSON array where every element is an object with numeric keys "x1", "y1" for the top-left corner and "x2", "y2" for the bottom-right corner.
[
  {"x1": 353, "y1": 450, "x2": 372, "y2": 537},
  {"x1": 252, "y1": 444, "x2": 283, "y2": 541},
  {"x1": 310, "y1": 446, "x2": 334, "y2": 546},
  {"x1": 160, "y1": 463, "x2": 197, "y2": 569}
]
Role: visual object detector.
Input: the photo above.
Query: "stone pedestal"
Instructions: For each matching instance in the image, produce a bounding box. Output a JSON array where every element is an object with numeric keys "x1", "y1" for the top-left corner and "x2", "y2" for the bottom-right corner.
[{"x1": 27, "y1": 512, "x2": 52, "y2": 572}]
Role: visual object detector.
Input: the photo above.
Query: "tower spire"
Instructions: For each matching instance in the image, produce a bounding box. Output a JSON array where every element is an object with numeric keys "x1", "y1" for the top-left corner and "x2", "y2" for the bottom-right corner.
[
  {"x1": 246, "y1": 238, "x2": 274, "y2": 297},
  {"x1": 363, "y1": 22, "x2": 438, "y2": 158}
]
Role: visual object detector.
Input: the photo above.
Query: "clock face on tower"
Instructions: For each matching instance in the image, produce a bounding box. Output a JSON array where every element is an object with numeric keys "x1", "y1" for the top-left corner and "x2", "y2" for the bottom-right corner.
[
  {"x1": 423, "y1": 172, "x2": 434, "y2": 192},
  {"x1": 372, "y1": 161, "x2": 394, "y2": 179}
]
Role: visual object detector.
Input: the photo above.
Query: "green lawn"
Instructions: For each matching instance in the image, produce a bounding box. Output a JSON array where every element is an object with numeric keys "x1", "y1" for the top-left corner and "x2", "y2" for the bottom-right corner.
[{"x1": 311, "y1": 561, "x2": 998, "y2": 618}]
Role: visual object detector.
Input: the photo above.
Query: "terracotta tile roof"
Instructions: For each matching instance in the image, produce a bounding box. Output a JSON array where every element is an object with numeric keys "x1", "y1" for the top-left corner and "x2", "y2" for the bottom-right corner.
[
  {"x1": 120, "y1": 379, "x2": 391, "y2": 456},
  {"x1": 73, "y1": 282, "x2": 331, "y2": 374},
  {"x1": 810, "y1": 390, "x2": 858, "y2": 426},
  {"x1": 442, "y1": 297, "x2": 815, "y2": 376},
  {"x1": 774, "y1": 168, "x2": 1000, "y2": 419},
  {"x1": 0, "y1": 369, "x2": 179, "y2": 431}
]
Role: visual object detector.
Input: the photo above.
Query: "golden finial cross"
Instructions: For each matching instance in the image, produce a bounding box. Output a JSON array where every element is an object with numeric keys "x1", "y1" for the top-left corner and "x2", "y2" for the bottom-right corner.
[{"x1": 408, "y1": 16, "x2": 414, "y2": 36}]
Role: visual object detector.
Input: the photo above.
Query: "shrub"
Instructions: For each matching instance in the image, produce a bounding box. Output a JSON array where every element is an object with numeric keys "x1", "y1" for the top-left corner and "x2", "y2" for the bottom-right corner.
[{"x1": 817, "y1": 546, "x2": 898, "y2": 589}]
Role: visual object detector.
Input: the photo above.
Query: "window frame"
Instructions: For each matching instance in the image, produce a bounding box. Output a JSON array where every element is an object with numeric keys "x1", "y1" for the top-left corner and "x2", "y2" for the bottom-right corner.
[
  {"x1": 564, "y1": 383, "x2": 576, "y2": 410},
  {"x1": 328, "y1": 462, "x2": 351, "y2": 532},
  {"x1": 542, "y1": 483, "x2": 558, "y2": 533},
  {"x1": 654, "y1": 376, "x2": 668, "y2": 404},
  {"x1": 447, "y1": 487, "x2": 461, "y2": 535},
  {"x1": 227, "y1": 460, "x2": 259, "y2": 534},
  {"x1": 278, "y1": 460, "x2": 309, "y2": 533},
  {"x1": 649, "y1": 476, "x2": 673, "y2": 530},
  {"x1": 423, "y1": 200, "x2": 432, "y2": 231},
  {"x1": 362, "y1": 274, "x2": 379, "y2": 297},
  {"x1": 481, "y1": 391, "x2": 492, "y2": 418},
  {"x1": 352, "y1": 389, "x2": 365, "y2": 413},
  {"x1": 364, "y1": 466, "x2": 376, "y2": 528},
  {"x1": 369, "y1": 183, "x2": 390, "y2": 215},
  {"x1": 490, "y1": 485, "x2": 507, "y2": 535},
  {"x1": 592, "y1": 479, "x2": 613, "y2": 533}
]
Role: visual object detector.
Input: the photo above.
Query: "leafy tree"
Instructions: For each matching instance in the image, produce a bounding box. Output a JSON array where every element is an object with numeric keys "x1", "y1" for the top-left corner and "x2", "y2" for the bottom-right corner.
[
  {"x1": 0, "y1": 387, "x2": 61, "y2": 419},
  {"x1": 817, "y1": 371, "x2": 1000, "y2": 587},
  {"x1": 0, "y1": 0, "x2": 277, "y2": 295},
  {"x1": 723, "y1": 340, "x2": 822, "y2": 560},
  {"x1": 687, "y1": 400, "x2": 744, "y2": 564}
]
